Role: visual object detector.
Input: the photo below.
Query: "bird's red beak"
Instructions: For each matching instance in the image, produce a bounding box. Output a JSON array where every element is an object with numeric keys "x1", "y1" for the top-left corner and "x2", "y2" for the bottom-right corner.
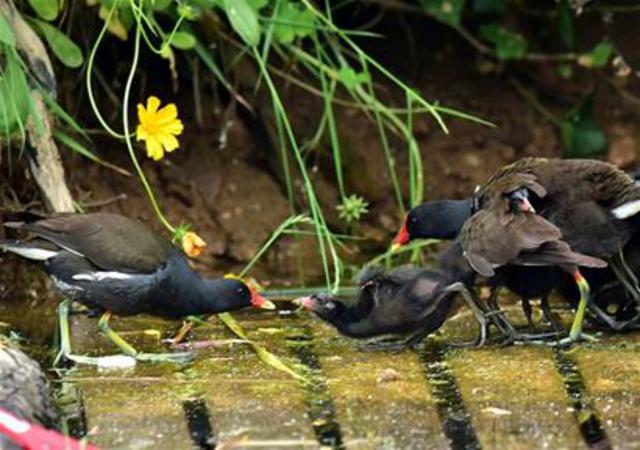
[
  {"x1": 250, "y1": 290, "x2": 276, "y2": 310},
  {"x1": 391, "y1": 218, "x2": 410, "y2": 251}
]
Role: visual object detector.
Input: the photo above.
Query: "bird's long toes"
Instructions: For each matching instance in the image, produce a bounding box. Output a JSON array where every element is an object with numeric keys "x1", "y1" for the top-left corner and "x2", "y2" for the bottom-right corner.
[
  {"x1": 136, "y1": 351, "x2": 195, "y2": 364},
  {"x1": 552, "y1": 332, "x2": 598, "y2": 348}
]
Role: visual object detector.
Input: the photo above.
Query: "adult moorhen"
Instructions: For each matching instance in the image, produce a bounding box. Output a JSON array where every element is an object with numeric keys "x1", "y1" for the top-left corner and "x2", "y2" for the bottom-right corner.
[
  {"x1": 295, "y1": 265, "x2": 490, "y2": 349},
  {"x1": 0, "y1": 212, "x2": 275, "y2": 365},
  {"x1": 460, "y1": 193, "x2": 608, "y2": 344},
  {"x1": 393, "y1": 158, "x2": 640, "y2": 341}
]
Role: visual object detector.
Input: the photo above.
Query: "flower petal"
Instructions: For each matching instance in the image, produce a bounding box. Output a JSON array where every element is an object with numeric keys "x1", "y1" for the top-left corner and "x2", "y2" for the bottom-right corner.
[
  {"x1": 159, "y1": 133, "x2": 179, "y2": 152},
  {"x1": 136, "y1": 124, "x2": 148, "y2": 141},
  {"x1": 155, "y1": 103, "x2": 178, "y2": 124},
  {"x1": 137, "y1": 103, "x2": 148, "y2": 125},
  {"x1": 145, "y1": 136, "x2": 164, "y2": 160},
  {"x1": 164, "y1": 119, "x2": 184, "y2": 136},
  {"x1": 146, "y1": 96, "x2": 161, "y2": 114}
]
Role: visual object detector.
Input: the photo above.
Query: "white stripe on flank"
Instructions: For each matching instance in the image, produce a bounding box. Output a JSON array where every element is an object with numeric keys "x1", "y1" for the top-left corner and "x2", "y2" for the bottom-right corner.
[
  {"x1": 612, "y1": 199, "x2": 640, "y2": 219},
  {"x1": 0, "y1": 245, "x2": 58, "y2": 261},
  {"x1": 73, "y1": 272, "x2": 134, "y2": 281}
]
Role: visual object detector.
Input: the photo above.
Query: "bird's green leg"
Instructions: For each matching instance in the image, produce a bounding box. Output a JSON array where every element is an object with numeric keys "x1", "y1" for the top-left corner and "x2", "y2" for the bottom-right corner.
[
  {"x1": 98, "y1": 312, "x2": 194, "y2": 364},
  {"x1": 556, "y1": 271, "x2": 598, "y2": 346},
  {"x1": 54, "y1": 299, "x2": 113, "y2": 366}
]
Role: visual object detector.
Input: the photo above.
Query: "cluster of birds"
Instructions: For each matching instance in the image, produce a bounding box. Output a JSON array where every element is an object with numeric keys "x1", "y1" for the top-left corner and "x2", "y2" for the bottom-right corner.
[
  {"x1": 296, "y1": 157, "x2": 640, "y2": 349},
  {"x1": 0, "y1": 156, "x2": 639, "y2": 448},
  {"x1": 1, "y1": 156, "x2": 640, "y2": 367}
]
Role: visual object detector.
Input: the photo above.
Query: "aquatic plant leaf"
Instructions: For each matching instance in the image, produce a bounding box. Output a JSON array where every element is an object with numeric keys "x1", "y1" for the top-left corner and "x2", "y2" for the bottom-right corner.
[
  {"x1": 479, "y1": 23, "x2": 527, "y2": 60},
  {"x1": 28, "y1": 0, "x2": 58, "y2": 21},
  {"x1": 419, "y1": 0, "x2": 465, "y2": 26},
  {"x1": 223, "y1": 0, "x2": 261, "y2": 47},
  {"x1": 32, "y1": 19, "x2": 83, "y2": 68},
  {"x1": 217, "y1": 313, "x2": 308, "y2": 382}
]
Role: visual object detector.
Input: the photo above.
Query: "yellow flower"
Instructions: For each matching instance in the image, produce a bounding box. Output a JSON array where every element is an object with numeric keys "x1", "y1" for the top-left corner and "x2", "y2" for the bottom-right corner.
[
  {"x1": 136, "y1": 96, "x2": 184, "y2": 161},
  {"x1": 181, "y1": 231, "x2": 207, "y2": 258}
]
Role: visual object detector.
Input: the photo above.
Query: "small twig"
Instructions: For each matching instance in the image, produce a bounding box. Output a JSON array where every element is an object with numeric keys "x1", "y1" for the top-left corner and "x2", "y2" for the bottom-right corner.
[
  {"x1": 597, "y1": 72, "x2": 640, "y2": 114},
  {"x1": 509, "y1": 78, "x2": 562, "y2": 127},
  {"x1": 80, "y1": 193, "x2": 128, "y2": 209},
  {"x1": 93, "y1": 67, "x2": 123, "y2": 112}
]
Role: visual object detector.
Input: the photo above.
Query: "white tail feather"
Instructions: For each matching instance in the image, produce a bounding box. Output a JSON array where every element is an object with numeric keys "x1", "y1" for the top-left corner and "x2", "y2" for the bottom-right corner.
[
  {"x1": 612, "y1": 199, "x2": 640, "y2": 219},
  {"x1": 0, "y1": 244, "x2": 58, "y2": 261}
]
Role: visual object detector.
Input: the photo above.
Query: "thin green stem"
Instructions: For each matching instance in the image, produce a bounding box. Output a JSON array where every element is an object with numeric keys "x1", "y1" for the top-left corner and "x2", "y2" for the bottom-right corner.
[
  {"x1": 240, "y1": 215, "x2": 312, "y2": 277},
  {"x1": 86, "y1": 0, "x2": 127, "y2": 139},
  {"x1": 122, "y1": 17, "x2": 174, "y2": 233}
]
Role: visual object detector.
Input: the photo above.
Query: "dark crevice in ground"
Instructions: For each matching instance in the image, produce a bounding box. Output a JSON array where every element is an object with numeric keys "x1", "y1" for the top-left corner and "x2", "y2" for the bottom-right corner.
[
  {"x1": 286, "y1": 328, "x2": 344, "y2": 449},
  {"x1": 553, "y1": 349, "x2": 612, "y2": 450},
  {"x1": 418, "y1": 343, "x2": 481, "y2": 450},
  {"x1": 182, "y1": 397, "x2": 216, "y2": 450}
]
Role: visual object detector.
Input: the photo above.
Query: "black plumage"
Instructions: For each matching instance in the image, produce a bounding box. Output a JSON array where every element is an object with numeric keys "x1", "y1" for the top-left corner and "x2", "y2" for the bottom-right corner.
[
  {"x1": 1, "y1": 212, "x2": 273, "y2": 363},
  {"x1": 297, "y1": 265, "x2": 487, "y2": 348}
]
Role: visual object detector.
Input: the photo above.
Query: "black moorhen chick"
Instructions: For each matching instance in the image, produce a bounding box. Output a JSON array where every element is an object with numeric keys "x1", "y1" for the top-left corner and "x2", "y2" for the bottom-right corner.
[
  {"x1": 295, "y1": 265, "x2": 489, "y2": 349},
  {"x1": 0, "y1": 212, "x2": 274, "y2": 365}
]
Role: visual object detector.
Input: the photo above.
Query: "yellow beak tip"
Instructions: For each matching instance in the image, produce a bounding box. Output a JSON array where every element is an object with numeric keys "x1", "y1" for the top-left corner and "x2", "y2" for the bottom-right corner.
[{"x1": 260, "y1": 299, "x2": 277, "y2": 310}]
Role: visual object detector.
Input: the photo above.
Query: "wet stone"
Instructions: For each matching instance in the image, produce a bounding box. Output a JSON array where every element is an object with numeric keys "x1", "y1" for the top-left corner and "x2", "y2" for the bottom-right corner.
[
  {"x1": 309, "y1": 321, "x2": 449, "y2": 449},
  {"x1": 574, "y1": 340, "x2": 640, "y2": 449},
  {"x1": 446, "y1": 346, "x2": 584, "y2": 449}
]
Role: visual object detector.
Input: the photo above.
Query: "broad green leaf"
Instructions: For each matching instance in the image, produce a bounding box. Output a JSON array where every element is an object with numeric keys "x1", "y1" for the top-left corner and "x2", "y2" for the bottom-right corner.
[
  {"x1": 273, "y1": 1, "x2": 315, "y2": 44},
  {"x1": 419, "y1": 0, "x2": 466, "y2": 26},
  {"x1": 28, "y1": 0, "x2": 58, "y2": 21},
  {"x1": 0, "y1": 15, "x2": 16, "y2": 47},
  {"x1": 170, "y1": 31, "x2": 196, "y2": 49},
  {"x1": 98, "y1": 1, "x2": 135, "y2": 40},
  {"x1": 479, "y1": 23, "x2": 527, "y2": 60},
  {"x1": 561, "y1": 97, "x2": 606, "y2": 157},
  {"x1": 247, "y1": 0, "x2": 269, "y2": 11},
  {"x1": 32, "y1": 20, "x2": 83, "y2": 68},
  {"x1": 473, "y1": 0, "x2": 505, "y2": 12},
  {"x1": 557, "y1": 0, "x2": 575, "y2": 49},
  {"x1": 223, "y1": 0, "x2": 261, "y2": 47},
  {"x1": 0, "y1": 53, "x2": 31, "y2": 135},
  {"x1": 578, "y1": 41, "x2": 613, "y2": 68}
]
